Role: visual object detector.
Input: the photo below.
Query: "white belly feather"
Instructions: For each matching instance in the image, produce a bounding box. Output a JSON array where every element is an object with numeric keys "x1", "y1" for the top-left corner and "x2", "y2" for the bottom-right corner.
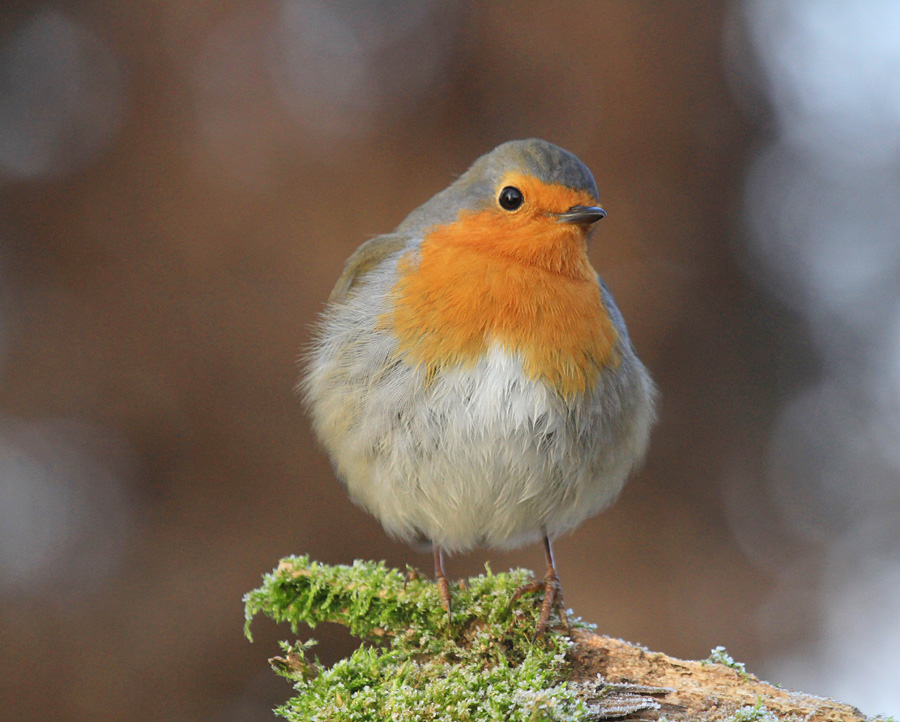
[{"x1": 307, "y1": 318, "x2": 652, "y2": 551}]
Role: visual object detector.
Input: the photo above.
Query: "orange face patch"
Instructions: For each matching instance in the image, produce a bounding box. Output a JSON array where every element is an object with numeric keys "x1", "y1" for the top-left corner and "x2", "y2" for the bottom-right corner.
[{"x1": 385, "y1": 175, "x2": 619, "y2": 399}]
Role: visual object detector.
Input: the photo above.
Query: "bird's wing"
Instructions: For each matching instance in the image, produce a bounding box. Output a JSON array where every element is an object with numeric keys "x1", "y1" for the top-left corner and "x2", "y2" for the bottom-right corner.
[{"x1": 328, "y1": 233, "x2": 410, "y2": 304}]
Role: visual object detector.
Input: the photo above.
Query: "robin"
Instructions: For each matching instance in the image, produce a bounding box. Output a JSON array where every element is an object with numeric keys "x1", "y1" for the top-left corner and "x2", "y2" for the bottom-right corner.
[{"x1": 303, "y1": 139, "x2": 656, "y2": 637}]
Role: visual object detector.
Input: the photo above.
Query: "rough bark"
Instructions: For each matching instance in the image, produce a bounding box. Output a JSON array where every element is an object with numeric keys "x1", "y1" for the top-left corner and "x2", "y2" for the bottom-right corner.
[{"x1": 567, "y1": 630, "x2": 868, "y2": 721}]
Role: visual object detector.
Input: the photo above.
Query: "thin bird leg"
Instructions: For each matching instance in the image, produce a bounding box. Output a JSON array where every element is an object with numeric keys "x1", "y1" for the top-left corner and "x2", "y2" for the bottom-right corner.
[
  {"x1": 433, "y1": 544, "x2": 452, "y2": 620},
  {"x1": 510, "y1": 533, "x2": 569, "y2": 639}
]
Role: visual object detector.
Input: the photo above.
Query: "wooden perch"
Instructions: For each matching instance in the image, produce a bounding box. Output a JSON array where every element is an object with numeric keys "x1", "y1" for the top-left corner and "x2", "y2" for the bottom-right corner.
[
  {"x1": 566, "y1": 630, "x2": 867, "y2": 721},
  {"x1": 244, "y1": 556, "x2": 875, "y2": 722}
]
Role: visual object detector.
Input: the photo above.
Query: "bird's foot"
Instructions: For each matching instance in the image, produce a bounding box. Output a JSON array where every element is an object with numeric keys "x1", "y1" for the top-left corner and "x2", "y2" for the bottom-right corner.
[
  {"x1": 435, "y1": 573, "x2": 452, "y2": 621},
  {"x1": 432, "y1": 545, "x2": 452, "y2": 622},
  {"x1": 510, "y1": 568, "x2": 569, "y2": 640}
]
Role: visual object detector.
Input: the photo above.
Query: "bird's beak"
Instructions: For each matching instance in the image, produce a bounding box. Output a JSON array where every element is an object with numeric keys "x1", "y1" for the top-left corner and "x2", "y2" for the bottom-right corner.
[{"x1": 555, "y1": 205, "x2": 607, "y2": 225}]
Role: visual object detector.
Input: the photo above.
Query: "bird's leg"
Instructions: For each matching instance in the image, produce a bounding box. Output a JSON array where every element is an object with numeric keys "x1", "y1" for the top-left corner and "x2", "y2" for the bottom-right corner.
[
  {"x1": 510, "y1": 533, "x2": 569, "y2": 639},
  {"x1": 433, "y1": 544, "x2": 452, "y2": 620}
]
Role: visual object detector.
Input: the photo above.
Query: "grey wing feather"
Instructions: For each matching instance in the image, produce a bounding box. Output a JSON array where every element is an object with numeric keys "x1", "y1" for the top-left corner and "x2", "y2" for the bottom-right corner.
[{"x1": 328, "y1": 233, "x2": 410, "y2": 303}]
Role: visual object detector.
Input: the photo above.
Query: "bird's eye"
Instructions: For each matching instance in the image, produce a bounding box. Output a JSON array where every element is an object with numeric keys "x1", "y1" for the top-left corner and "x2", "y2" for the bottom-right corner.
[{"x1": 498, "y1": 186, "x2": 524, "y2": 211}]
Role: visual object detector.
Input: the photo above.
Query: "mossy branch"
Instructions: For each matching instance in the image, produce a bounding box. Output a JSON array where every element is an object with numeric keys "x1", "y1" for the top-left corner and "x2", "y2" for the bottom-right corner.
[{"x1": 244, "y1": 556, "x2": 875, "y2": 722}]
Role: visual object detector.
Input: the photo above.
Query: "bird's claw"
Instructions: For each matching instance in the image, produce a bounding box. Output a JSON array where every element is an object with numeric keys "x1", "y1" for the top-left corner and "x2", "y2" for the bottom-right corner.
[
  {"x1": 436, "y1": 574, "x2": 452, "y2": 622},
  {"x1": 511, "y1": 570, "x2": 569, "y2": 640}
]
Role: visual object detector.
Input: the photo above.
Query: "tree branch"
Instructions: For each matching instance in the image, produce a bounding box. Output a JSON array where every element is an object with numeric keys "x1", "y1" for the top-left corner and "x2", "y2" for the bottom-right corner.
[{"x1": 244, "y1": 557, "x2": 874, "y2": 722}]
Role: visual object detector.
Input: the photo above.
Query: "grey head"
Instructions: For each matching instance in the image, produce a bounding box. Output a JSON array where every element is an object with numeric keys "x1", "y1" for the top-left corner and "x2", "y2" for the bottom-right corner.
[{"x1": 395, "y1": 139, "x2": 600, "y2": 238}]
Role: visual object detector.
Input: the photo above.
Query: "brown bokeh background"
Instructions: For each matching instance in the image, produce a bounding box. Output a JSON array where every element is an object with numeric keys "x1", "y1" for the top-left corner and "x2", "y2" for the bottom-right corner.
[{"x1": 2, "y1": 2, "x2": 898, "y2": 721}]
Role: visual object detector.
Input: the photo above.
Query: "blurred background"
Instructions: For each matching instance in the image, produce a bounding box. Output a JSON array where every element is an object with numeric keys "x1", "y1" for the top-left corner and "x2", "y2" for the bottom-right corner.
[{"x1": 1, "y1": 1, "x2": 898, "y2": 719}]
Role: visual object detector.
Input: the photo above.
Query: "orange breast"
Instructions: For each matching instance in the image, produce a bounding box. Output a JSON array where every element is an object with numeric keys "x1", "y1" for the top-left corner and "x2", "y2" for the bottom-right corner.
[{"x1": 385, "y1": 180, "x2": 620, "y2": 399}]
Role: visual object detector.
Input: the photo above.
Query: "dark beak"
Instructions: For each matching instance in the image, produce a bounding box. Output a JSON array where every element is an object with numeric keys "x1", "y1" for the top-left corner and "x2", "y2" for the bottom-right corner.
[{"x1": 555, "y1": 205, "x2": 607, "y2": 225}]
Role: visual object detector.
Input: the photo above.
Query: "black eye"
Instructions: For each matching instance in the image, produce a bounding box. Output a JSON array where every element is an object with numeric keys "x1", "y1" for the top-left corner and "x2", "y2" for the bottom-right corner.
[{"x1": 498, "y1": 186, "x2": 524, "y2": 211}]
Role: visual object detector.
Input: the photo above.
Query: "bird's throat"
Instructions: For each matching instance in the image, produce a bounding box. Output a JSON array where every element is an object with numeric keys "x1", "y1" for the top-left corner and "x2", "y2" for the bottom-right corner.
[{"x1": 384, "y1": 215, "x2": 620, "y2": 399}]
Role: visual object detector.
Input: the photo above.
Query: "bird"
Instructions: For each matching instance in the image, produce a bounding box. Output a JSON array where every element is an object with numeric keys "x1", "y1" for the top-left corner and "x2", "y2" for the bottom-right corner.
[{"x1": 303, "y1": 138, "x2": 656, "y2": 637}]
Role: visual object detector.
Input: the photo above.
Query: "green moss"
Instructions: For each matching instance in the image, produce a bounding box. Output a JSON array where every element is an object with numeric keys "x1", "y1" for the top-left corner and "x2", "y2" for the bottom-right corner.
[
  {"x1": 703, "y1": 646, "x2": 748, "y2": 679},
  {"x1": 244, "y1": 556, "x2": 598, "y2": 721}
]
